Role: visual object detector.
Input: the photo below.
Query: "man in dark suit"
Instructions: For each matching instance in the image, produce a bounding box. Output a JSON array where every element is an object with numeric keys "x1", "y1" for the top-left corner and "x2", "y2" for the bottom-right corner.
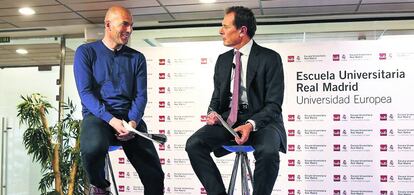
[{"x1": 185, "y1": 6, "x2": 287, "y2": 195}]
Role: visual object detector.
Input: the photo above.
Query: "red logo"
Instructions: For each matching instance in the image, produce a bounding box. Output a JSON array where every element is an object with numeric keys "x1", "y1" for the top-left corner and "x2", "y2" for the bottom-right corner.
[
  {"x1": 288, "y1": 144, "x2": 295, "y2": 151},
  {"x1": 288, "y1": 56, "x2": 295, "y2": 62},
  {"x1": 200, "y1": 187, "x2": 207, "y2": 194},
  {"x1": 159, "y1": 73, "x2": 165, "y2": 79},
  {"x1": 333, "y1": 114, "x2": 341, "y2": 121},
  {"x1": 160, "y1": 158, "x2": 165, "y2": 165},
  {"x1": 159, "y1": 87, "x2": 165, "y2": 94},
  {"x1": 288, "y1": 115, "x2": 295, "y2": 121},
  {"x1": 118, "y1": 157, "x2": 125, "y2": 164},
  {"x1": 119, "y1": 185, "x2": 125, "y2": 192},
  {"x1": 380, "y1": 129, "x2": 387, "y2": 136},
  {"x1": 333, "y1": 160, "x2": 341, "y2": 167},
  {"x1": 159, "y1": 115, "x2": 165, "y2": 122},
  {"x1": 380, "y1": 175, "x2": 387, "y2": 182},
  {"x1": 333, "y1": 190, "x2": 341, "y2": 195},
  {"x1": 159, "y1": 144, "x2": 165, "y2": 151},
  {"x1": 288, "y1": 174, "x2": 295, "y2": 181},
  {"x1": 159, "y1": 101, "x2": 165, "y2": 108},
  {"x1": 159, "y1": 59, "x2": 165, "y2": 65},
  {"x1": 380, "y1": 114, "x2": 387, "y2": 121},
  {"x1": 119, "y1": 171, "x2": 125, "y2": 178},
  {"x1": 288, "y1": 129, "x2": 295, "y2": 136},
  {"x1": 380, "y1": 144, "x2": 387, "y2": 151},
  {"x1": 380, "y1": 191, "x2": 388, "y2": 195},
  {"x1": 379, "y1": 53, "x2": 386, "y2": 60},
  {"x1": 333, "y1": 54, "x2": 340, "y2": 61},
  {"x1": 201, "y1": 58, "x2": 208, "y2": 64},
  {"x1": 333, "y1": 129, "x2": 341, "y2": 136},
  {"x1": 333, "y1": 144, "x2": 341, "y2": 151},
  {"x1": 159, "y1": 129, "x2": 165, "y2": 134},
  {"x1": 288, "y1": 159, "x2": 295, "y2": 166},
  {"x1": 333, "y1": 175, "x2": 341, "y2": 182},
  {"x1": 288, "y1": 189, "x2": 295, "y2": 195},
  {"x1": 380, "y1": 160, "x2": 388, "y2": 167},
  {"x1": 200, "y1": 115, "x2": 207, "y2": 122}
]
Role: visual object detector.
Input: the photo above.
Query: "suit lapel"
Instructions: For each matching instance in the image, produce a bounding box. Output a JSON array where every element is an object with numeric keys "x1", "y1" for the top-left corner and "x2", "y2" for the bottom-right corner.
[
  {"x1": 246, "y1": 42, "x2": 259, "y2": 89},
  {"x1": 222, "y1": 50, "x2": 234, "y2": 95}
]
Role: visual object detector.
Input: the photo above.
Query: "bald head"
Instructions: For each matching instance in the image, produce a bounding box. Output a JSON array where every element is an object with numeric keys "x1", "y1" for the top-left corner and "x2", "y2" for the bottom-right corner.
[
  {"x1": 103, "y1": 5, "x2": 133, "y2": 49},
  {"x1": 105, "y1": 5, "x2": 132, "y2": 23}
]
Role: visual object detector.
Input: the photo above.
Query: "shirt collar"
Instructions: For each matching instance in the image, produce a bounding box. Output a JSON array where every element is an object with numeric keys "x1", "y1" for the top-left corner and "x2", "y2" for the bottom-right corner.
[
  {"x1": 101, "y1": 40, "x2": 123, "y2": 52},
  {"x1": 235, "y1": 39, "x2": 253, "y2": 56}
]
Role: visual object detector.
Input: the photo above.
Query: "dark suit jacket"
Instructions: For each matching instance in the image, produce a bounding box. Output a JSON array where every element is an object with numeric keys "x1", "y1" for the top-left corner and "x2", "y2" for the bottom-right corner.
[{"x1": 209, "y1": 41, "x2": 287, "y2": 153}]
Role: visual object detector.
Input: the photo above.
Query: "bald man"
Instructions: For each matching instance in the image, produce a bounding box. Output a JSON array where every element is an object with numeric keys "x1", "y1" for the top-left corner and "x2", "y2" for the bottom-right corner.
[{"x1": 74, "y1": 5, "x2": 164, "y2": 195}]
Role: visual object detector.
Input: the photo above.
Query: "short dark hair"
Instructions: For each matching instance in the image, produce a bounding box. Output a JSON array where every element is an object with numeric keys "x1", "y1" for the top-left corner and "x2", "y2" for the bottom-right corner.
[{"x1": 225, "y1": 6, "x2": 257, "y2": 38}]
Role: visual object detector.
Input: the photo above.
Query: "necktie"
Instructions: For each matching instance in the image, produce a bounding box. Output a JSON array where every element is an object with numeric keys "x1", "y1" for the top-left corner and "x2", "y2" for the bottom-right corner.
[{"x1": 227, "y1": 50, "x2": 241, "y2": 127}]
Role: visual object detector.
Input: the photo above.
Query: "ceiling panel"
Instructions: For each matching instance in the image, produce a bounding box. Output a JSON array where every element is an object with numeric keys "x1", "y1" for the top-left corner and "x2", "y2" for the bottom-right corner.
[
  {"x1": 0, "y1": 23, "x2": 16, "y2": 29},
  {"x1": 0, "y1": 5, "x2": 71, "y2": 17},
  {"x1": 2, "y1": 13, "x2": 81, "y2": 23},
  {"x1": 58, "y1": 0, "x2": 125, "y2": 3},
  {"x1": 159, "y1": 0, "x2": 251, "y2": 6},
  {"x1": 129, "y1": 7, "x2": 168, "y2": 15},
  {"x1": 0, "y1": 0, "x2": 59, "y2": 9},
  {"x1": 359, "y1": 3, "x2": 414, "y2": 12},
  {"x1": 133, "y1": 14, "x2": 173, "y2": 22},
  {"x1": 362, "y1": 0, "x2": 414, "y2": 3},
  {"x1": 0, "y1": 43, "x2": 74, "y2": 67},
  {"x1": 13, "y1": 19, "x2": 89, "y2": 28},
  {"x1": 172, "y1": 11, "x2": 225, "y2": 21},
  {"x1": 263, "y1": 5, "x2": 358, "y2": 16},
  {"x1": 262, "y1": 0, "x2": 361, "y2": 7},
  {"x1": 64, "y1": 0, "x2": 160, "y2": 11},
  {"x1": 166, "y1": 2, "x2": 259, "y2": 13},
  {"x1": 77, "y1": 10, "x2": 107, "y2": 18}
]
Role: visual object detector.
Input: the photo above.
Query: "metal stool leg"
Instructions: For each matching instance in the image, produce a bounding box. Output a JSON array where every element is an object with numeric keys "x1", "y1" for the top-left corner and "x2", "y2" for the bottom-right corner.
[
  {"x1": 244, "y1": 153, "x2": 254, "y2": 189},
  {"x1": 228, "y1": 152, "x2": 241, "y2": 195},
  {"x1": 241, "y1": 152, "x2": 252, "y2": 195},
  {"x1": 241, "y1": 153, "x2": 247, "y2": 195},
  {"x1": 106, "y1": 153, "x2": 119, "y2": 195}
]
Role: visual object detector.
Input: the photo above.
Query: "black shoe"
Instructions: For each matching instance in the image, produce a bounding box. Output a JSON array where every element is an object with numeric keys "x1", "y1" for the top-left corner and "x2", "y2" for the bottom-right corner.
[{"x1": 90, "y1": 185, "x2": 112, "y2": 195}]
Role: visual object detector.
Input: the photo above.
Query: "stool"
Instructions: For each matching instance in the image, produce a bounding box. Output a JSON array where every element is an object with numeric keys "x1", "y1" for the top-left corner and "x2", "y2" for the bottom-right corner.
[
  {"x1": 222, "y1": 145, "x2": 255, "y2": 195},
  {"x1": 106, "y1": 146, "x2": 122, "y2": 195}
]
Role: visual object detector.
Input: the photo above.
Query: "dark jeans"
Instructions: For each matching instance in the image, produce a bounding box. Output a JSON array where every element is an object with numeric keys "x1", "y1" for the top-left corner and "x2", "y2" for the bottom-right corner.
[
  {"x1": 80, "y1": 114, "x2": 164, "y2": 195},
  {"x1": 185, "y1": 115, "x2": 282, "y2": 195}
]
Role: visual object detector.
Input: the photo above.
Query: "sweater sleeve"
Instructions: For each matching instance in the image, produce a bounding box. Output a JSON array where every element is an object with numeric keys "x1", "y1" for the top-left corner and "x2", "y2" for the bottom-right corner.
[
  {"x1": 73, "y1": 45, "x2": 114, "y2": 122},
  {"x1": 128, "y1": 53, "x2": 147, "y2": 123}
]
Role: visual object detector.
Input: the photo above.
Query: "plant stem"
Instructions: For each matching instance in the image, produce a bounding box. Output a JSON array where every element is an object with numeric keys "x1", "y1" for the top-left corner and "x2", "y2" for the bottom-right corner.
[{"x1": 68, "y1": 136, "x2": 80, "y2": 195}]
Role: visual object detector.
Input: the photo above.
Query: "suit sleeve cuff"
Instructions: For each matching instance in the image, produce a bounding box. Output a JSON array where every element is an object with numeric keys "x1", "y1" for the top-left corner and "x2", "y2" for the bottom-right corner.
[{"x1": 246, "y1": 119, "x2": 257, "y2": 131}]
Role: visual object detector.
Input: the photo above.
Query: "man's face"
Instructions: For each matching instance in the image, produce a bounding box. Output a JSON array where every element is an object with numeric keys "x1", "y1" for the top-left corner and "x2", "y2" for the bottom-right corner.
[
  {"x1": 219, "y1": 12, "x2": 243, "y2": 48},
  {"x1": 107, "y1": 11, "x2": 133, "y2": 46}
]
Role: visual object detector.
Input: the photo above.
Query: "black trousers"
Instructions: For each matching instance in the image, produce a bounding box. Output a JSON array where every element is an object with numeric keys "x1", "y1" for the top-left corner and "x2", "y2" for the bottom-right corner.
[
  {"x1": 80, "y1": 114, "x2": 164, "y2": 195},
  {"x1": 185, "y1": 115, "x2": 282, "y2": 195}
]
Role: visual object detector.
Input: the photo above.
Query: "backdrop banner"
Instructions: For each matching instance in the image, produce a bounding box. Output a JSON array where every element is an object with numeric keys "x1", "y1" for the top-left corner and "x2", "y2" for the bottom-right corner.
[{"x1": 108, "y1": 40, "x2": 414, "y2": 195}]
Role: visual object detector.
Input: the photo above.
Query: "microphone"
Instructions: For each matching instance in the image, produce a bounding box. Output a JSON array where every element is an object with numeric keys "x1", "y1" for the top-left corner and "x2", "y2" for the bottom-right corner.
[{"x1": 232, "y1": 63, "x2": 235, "y2": 69}]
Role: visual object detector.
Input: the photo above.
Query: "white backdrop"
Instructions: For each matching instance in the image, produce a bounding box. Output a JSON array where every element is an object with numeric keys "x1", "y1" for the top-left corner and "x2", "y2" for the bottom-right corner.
[{"x1": 108, "y1": 40, "x2": 414, "y2": 195}]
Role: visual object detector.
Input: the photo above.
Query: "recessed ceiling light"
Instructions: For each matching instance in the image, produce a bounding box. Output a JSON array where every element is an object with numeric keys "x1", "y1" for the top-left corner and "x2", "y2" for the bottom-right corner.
[
  {"x1": 16, "y1": 49, "x2": 28, "y2": 54},
  {"x1": 19, "y1": 7, "x2": 35, "y2": 15},
  {"x1": 200, "y1": 0, "x2": 216, "y2": 3}
]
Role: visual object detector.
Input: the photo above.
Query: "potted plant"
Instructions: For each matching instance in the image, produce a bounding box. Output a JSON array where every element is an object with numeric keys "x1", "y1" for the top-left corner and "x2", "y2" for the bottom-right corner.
[{"x1": 17, "y1": 93, "x2": 87, "y2": 195}]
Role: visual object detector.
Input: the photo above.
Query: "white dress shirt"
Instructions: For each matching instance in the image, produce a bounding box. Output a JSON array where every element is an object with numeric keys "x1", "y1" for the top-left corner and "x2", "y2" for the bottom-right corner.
[{"x1": 230, "y1": 39, "x2": 257, "y2": 131}]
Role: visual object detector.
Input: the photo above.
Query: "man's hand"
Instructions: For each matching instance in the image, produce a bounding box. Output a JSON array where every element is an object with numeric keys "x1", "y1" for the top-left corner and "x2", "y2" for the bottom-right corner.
[
  {"x1": 109, "y1": 117, "x2": 135, "y2": 141},
  {"x1": 234, "y1": 123, "x2": 253, "y2": 145},
  {"x1": 206, "y1": 111, "x2": 219, "y2": 125},
  {"x1": 128, "y1": 120, "x2": 137, "y2": 129}
]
